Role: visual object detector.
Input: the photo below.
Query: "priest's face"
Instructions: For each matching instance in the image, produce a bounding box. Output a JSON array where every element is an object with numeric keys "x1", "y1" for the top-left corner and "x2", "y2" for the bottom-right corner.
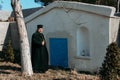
[{"x1": 38, "y1": 28, "x2": 43, "y2": 33}]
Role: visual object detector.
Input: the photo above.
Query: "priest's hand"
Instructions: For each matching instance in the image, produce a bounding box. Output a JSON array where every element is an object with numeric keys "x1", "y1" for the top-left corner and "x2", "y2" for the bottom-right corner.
[{"x1": 42, "y1": 41, "x2": 45, "y2": 46}]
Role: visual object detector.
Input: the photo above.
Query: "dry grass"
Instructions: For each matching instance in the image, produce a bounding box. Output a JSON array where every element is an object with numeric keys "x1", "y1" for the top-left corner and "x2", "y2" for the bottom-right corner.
[{"x1": 0, "y1": 62, "x2": 100, "y2": 80}]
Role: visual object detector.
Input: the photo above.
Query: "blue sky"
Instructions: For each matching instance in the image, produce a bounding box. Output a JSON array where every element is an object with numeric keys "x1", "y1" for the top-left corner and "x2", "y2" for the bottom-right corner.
[{"x1": 1, "y1": 0, "x2": 41, "y2": 11}]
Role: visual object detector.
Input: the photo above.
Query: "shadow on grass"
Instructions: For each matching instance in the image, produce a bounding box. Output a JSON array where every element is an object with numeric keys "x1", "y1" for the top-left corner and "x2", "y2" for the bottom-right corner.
[
  {"x1": 53, "y1": 78, "x2": 66, "y2": 80},
  {"x1": 0, "y1": 65, "x2": 21, "y2": 71},
  {"x1": 0, "y1": 65, "x2": 21, "y2": 74},
  {"x1": 33, "y1": 65, "x2": 72, "y2": 73},
  {"x1": 0, "y1": 71, "x2": 10, "y2": 74}
]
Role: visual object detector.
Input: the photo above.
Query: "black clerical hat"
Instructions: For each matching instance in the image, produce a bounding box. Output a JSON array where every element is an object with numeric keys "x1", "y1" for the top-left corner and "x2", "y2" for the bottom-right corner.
[{"x1": 37, "y1": 25, "x2": 43, "y2": 28}]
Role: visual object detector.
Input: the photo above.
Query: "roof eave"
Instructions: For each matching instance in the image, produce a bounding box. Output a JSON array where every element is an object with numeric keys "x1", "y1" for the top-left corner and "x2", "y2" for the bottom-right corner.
[{"x1": 25, "y1": 1, "x2": 116, "y2": 23}]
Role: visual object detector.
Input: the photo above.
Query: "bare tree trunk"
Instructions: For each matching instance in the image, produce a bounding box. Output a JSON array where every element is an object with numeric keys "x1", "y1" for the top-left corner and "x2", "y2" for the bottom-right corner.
[
  {"x1": 11, "y1": 0, "x2": 33, "y2": 76},
  {"x1": 117, "y1": 0, "x2": 120, "y2": 13}
]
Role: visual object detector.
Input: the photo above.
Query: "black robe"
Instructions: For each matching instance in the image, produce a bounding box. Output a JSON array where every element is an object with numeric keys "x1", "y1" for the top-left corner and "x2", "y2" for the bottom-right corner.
[{"x1": 31, "y1": 32, "x2": 48, "y2": 71}]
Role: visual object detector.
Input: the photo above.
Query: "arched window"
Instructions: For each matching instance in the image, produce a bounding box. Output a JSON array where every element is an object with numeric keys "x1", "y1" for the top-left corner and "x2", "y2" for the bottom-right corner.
[{"x1": 76, "y1": 27, "x2": 90, "y2": 56}]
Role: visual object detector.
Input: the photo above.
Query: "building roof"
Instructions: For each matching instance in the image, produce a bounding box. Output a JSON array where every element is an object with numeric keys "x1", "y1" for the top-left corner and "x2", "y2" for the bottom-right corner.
[
  {"x1": 11, "y1": 7, "x2": 42, "y2": 18},
  {"x1": 24, "y1": 1, "x2": 116, "y2": 23},
  {"x1": 22, "y1": 7, "x2": 42, "y2": 18}
]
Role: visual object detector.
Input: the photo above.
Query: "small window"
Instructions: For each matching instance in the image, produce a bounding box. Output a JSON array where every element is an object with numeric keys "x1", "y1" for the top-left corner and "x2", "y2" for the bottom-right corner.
[{"x1": 76, "y1": 27, "x2": 90, "y2": 57}]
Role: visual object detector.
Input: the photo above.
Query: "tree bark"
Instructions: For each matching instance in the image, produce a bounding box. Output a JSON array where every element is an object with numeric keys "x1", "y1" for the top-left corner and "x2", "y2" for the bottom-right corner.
[
  {"x1": 11, "y1": 0, "x2": 33, "y2": 75},
  {"x1": 117, "y1": 0, "x2": 120, "y2": 13}
]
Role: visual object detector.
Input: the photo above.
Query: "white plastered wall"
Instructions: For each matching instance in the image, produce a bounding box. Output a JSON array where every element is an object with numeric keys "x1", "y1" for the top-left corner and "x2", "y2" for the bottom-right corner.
[{"x1": 25, "y1": 1, "x2": 119, "y2": 72}]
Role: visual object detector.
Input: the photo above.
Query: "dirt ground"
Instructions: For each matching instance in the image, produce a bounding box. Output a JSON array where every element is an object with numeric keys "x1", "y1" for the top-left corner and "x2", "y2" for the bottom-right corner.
[{"x1": 0, "y1": 62, "x2": 100, "y2": 80}]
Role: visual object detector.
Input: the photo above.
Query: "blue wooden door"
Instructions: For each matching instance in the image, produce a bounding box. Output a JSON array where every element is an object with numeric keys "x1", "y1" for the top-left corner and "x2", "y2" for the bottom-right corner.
[{"x1": 49, "y1": 38, "x2": 68, "y2": 67}]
